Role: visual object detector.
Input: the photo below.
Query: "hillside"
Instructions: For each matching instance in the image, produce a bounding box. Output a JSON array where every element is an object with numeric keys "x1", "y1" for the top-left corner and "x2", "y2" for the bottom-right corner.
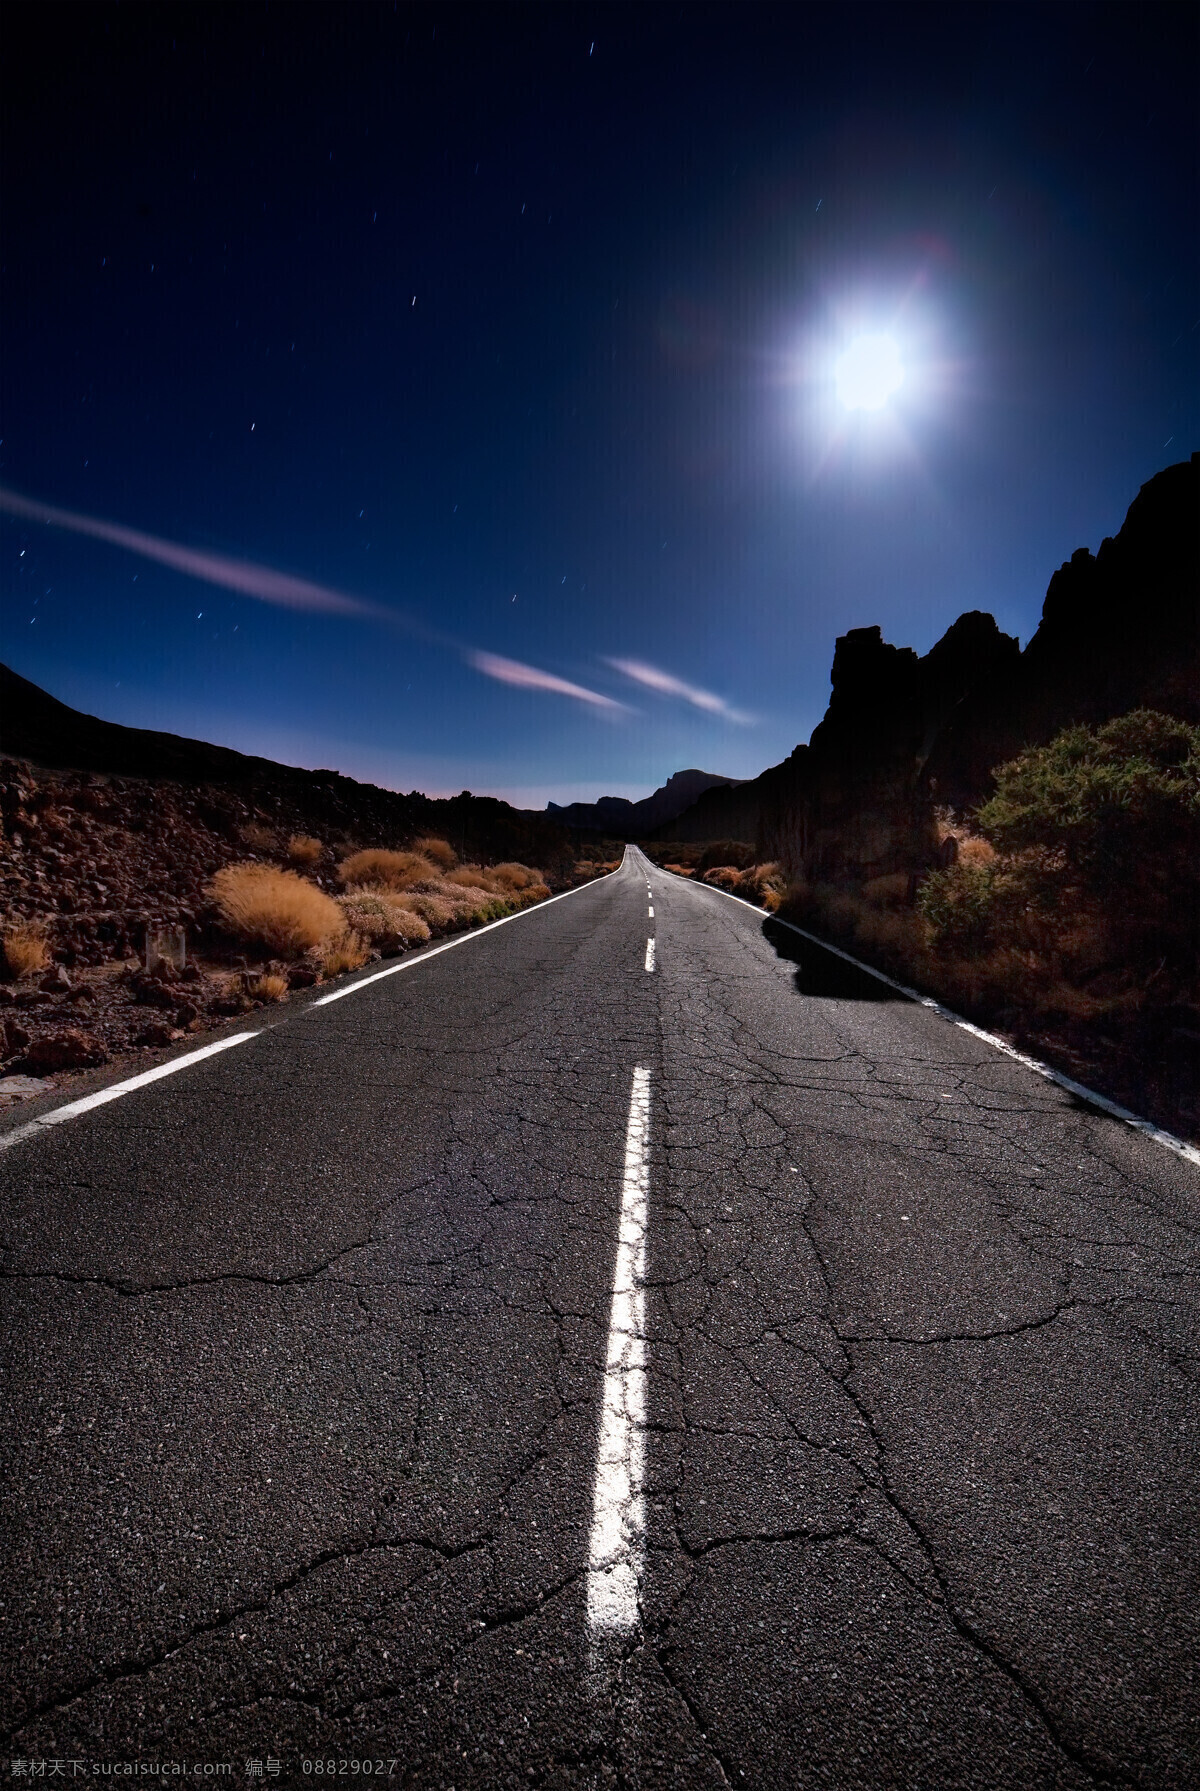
[
  {"x1": 0, "y1": 681, "x2": 622, "y2": 1093},
  {"x1": 0, "y1": 663, "x2": 579, "y2": 875}
]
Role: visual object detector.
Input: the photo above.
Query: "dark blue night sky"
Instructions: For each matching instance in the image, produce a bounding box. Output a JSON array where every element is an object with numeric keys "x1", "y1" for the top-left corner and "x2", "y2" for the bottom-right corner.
[{"x1": 2, "y1": 2, "x2": 1195, "y2": 805}]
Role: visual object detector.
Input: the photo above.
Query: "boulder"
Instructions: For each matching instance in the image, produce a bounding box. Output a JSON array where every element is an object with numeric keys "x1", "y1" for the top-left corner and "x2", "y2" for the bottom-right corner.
[
  {"x1": 133, "y1": 1021, "x2": 185, "y2": 1047},
  {"x1": 26, "y1": 1029, "x2": 109, "y2": 1071}
]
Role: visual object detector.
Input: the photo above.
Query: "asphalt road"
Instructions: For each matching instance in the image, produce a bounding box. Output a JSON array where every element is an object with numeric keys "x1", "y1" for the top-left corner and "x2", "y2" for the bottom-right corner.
[{"x1": 2, "y1": 846, "x2": 1197, "y2": 1788}]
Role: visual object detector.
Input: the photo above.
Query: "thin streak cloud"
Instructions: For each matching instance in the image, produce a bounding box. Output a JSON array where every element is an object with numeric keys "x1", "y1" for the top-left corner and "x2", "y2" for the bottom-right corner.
[
  {"x1": 469, "y1": 652, "x2": 626, "y2": 711},
  {"x1": 607, "y1": 657, "x2": 754, "y2": 724},
  {"x1": 0, "y1": 484, "x2": 388, "y2": 620}
]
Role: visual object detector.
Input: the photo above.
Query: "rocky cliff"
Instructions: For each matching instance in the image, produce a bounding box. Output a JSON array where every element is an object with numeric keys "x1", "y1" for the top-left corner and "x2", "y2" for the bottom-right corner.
[{"x1": 662, "y1": 452, "x2": 1198, "y2": 882}]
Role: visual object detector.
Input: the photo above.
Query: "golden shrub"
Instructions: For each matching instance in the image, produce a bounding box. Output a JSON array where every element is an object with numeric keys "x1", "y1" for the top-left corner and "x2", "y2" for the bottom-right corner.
[
  {"x1": 413, "y1": 836, "x2": 457, "y2": 871},
  {"x1": 248, "y1": 972, "x2": 289, "y2": 1003},
  {"x1": 394, "y1": 892, "x2": 458, "y2": 930},
  {"x1": 321, "y1": 931, "x2": 372, "y2": 977},
  {"x1": 337, "y1": 891, "x2": 431, "y2": 947},
  {"x1": 239, "y1": 821, "x2": 278, "y2": 852},
  {"x1": 206, "y1": 863, "x2": 344, "y2": 955},
  {"x1": 287, "y1": 834, "x2": 323, "y2": 866},
  {"x1": 488, "y1": 862, "x2": 541, "y2": 892},
  {"x1": 3, "y1": 922, "x2": 51, "y2": 979},
  {"x1": 337, "y1": 848, "x2": 434, "y2": 889}
]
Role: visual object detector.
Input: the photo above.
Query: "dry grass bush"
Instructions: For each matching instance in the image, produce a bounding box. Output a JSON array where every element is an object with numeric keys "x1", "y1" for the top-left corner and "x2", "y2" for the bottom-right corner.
[
  {"x1": 847, "y1": 902, "x2": 928, "y2": 963},
  {"x1": 696, "y1": 840, "x2": 756, "y2": 875},
  {"x1": 958, "y1": 836, "x2": 997, "y2": 867},
  {"x1": 735, "y1": 861, "x2": 788, "y2": 911},
  {"x1": 488, "y1": 862, "x2": 541, "y2": 892},
  {"x1": 321, "y1": 931, "x2": 371, "y2": 977},
  {"x1": 861, "y1": 871, "x2": 911, "y2": 907},
  {"x1": 413, "y1": 836, "x2": 457, "y2": 871},
  {"x1": 783, "y1": 875, "x2": 1127, "y2": 1040},
  {"x1": 780, "y1": 882, "x2": 928, "y2": 971},
  {"x1": 239, "y1": 821, "x2": 279, "y2": 853},
  {"x1": 207, "y1": 863, "x2": 344, "y2": 955},
  {"x1": 697, "y1": 861, "x2": 786, "y2": 911},
  {"x1": 249, "y1": 972, "x2": 289, "y2": 1003},
  {"x1": 3, "y1": 922, "x2": 51, "y2": 979},
  {"x1": 330, "y1": 856, "x2": 551, "y2": 946},
  {"x1": 442, "y1": 862, "x2": 549, "y2": 904},
  {"x1": 400, "y1": 891, "x2": 473, "y2": 930},
  {"x1": 338, "y1": 890, "x2": 431, "y2": 948},
  {"x1": 214, "y1": 971, "x2": 253, "y2": 1009},
  {"x1": 338, "y1": 848, "x2": 435, "y2": 890},
  {"x1": 662, "y1": 862, "x2": 694, "y2": 877},
  {"x1": 287, "y1": 834, "x2": 323, "y2": 867},
  {"x1": 444, "y1": 864, "x2": 492, "y2": 889}
]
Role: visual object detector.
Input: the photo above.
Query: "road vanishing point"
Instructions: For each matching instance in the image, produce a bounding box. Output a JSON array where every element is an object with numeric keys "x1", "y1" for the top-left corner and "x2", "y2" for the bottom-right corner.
[{"x1": 2, "y1": 847, "x2": 1197, "y2": 1787}]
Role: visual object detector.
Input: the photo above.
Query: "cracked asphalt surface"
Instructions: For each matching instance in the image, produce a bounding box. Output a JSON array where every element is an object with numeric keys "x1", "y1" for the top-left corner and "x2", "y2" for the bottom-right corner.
[{"x1": 2, "y1": 846, "x2": 1197, "y2": 1787}]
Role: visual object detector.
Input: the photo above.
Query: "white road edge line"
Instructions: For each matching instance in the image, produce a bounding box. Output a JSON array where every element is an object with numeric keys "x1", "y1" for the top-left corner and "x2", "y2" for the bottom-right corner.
[
  {"x1": 0, "y1": 1032, "x2": 259, "y2": 1154},
  {"x1": 0, "y1": 867, "x2": 626, "y2": 1150},
  {"x1": 683, "y1": 872, "x2": 1200, "y2": 1172},
  {"x1": 644, "y1": 938, "x2": 656, "y2": 973},
  {"x1": 311, "y1": 867, "x2": 618, "y2": 1005},
  {"x1": 586, "y1": 1064, "x2": 651, "y2": 1640}
]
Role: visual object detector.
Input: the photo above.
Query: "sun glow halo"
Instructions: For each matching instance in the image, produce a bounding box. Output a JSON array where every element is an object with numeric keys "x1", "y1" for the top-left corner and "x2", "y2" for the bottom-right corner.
[{"x1": 834, "y1": 333, "x2": 905, "y2": 411}]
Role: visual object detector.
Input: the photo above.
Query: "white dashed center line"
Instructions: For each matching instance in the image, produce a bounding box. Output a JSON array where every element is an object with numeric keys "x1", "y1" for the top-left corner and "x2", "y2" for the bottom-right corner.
[
  {"x1": 586, "y1": 1065, "x2": 651, "y2": 1640},
  {"x1": 648, "y1": 905, "x2": 654, "y2": 917},
  {"x1": 644, "y1": 938, "x2": 656, "y2": 973}
]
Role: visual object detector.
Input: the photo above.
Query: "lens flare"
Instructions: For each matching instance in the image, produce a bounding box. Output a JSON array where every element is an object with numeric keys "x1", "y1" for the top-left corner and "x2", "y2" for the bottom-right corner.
[{"x1": 834, "y1": 333, "x2": 905, "y2": 411}]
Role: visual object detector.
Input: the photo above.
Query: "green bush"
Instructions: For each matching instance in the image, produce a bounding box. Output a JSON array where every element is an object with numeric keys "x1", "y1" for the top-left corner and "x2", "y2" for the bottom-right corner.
[
  {"x1": 920, "y1": 710, "x2": 1199, "y2": 964},
  {"x1": 978, "y1": 709, "x2": 1199, "y2": 894},
  {"x1": 917, "y1": 861, "x2": 1006, "y2": 953}
]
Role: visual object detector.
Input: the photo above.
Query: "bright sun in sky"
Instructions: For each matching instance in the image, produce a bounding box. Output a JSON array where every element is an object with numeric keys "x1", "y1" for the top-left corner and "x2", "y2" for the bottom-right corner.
[{"x1": 834, "y1": 332, "x2": 905, "y2": 411}]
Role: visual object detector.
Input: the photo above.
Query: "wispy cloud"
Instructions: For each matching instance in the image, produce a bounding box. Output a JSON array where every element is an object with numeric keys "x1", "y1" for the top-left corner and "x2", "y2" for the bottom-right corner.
[
  {"x1": 469, "y1": 651, "x2": 626, "y2": 711},
  {"x1": 0, "y1": 484, "x2": 389, "y2": 620},
  {"x1": 607, "y1": 657, "x2": 753, "y2": 724}
]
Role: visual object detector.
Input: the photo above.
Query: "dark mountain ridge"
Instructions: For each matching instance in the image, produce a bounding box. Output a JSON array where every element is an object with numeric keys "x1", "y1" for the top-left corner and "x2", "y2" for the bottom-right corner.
[{"x1": 544, "y1": 768, "x2": 743, "y2": 835}]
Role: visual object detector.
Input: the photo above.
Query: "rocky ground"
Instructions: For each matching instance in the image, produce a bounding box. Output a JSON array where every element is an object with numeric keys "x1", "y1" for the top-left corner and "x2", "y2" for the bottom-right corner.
[{"x1": 0, "y1": 759, "x2": 603, "y2": 1110}]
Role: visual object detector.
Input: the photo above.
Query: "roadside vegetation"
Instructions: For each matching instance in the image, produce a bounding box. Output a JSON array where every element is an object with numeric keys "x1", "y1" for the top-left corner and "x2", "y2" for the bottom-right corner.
[
  {"x1": 0, "y1": 757, "x2": 609, "y2": 1093},
  {"x1": 206, "y1": 863, "x2": 345, "y2": 955},
  {"x1": 204, "y1": 838, "x2": 561, "y2": 973},
  {"x1": 649, "y1": 711, "x2": 1199, "y2": 1138},
  {"x1": 2, "y1": 920, "x2": 51, "y2": 979},
  {"x1": 647, "y1": 840, "x2": 788, "y2": 910}
]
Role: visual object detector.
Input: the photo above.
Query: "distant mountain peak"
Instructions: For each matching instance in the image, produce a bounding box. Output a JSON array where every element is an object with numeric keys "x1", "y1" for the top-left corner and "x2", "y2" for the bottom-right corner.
[{"x1": 545, "y1": 768, "x2": 743, "y2": 834}]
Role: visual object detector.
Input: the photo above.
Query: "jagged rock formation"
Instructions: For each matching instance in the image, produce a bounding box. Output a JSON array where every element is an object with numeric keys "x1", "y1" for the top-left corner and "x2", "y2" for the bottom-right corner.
[
  {"x1": 663, "y1": 452, "x2": 1198, "y2": 883},
  {"x1": 924, "y1": 453, "x2": 1199, "y2": 809},
  {"x1": 545, "y1": 768, "x2": 743, "y2": 835}
]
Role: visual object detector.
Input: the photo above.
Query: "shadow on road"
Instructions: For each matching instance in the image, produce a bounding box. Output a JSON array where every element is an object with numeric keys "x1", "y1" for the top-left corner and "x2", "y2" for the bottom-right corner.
[{"x1": 763, "y1": 918, "x2": 907, "y2": 1002}]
